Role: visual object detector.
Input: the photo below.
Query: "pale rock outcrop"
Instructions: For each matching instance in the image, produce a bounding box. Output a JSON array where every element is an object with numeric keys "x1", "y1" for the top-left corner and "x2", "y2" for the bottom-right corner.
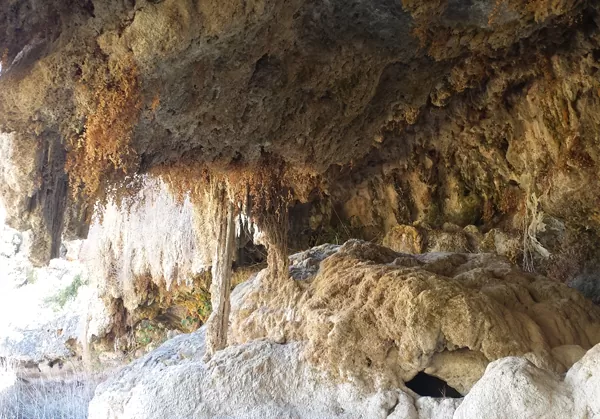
[
  {"x1": 565, "y1": 344, "x2": 600, "y2": 418},
  {"x1": 415, "y1": 398, "x2": 462, "y2": 419},
  {"x1": 454, "y1": 357, "x2": 573, "y2": 419},
  {"x1": 382, "y1": 224, "x2": 521, "y2": 262},
  {"x1": 89, "y1": 325, "x2": 600, "y2": 419},
  {"x1": 455, "y1": 345, "x2": 600, "y2": 419},
  {"x1": 0, "y1": 133, "x2": 38, "y2": 234},
  {"x1": 231, "y1": 240, "x2": 600, "y2": 393},
  {"x1": 89, "y1": 327, "x2": 415, "y2": 419},
  {"x1": 382, "y1": 225, "x2": 424, "y2": 254},
  {"x1": 0, "y1": 221, "x2": 109, "y2": 367},
  {"x1": 90, "y1": 239, "x2": 600, "y2": 418}
]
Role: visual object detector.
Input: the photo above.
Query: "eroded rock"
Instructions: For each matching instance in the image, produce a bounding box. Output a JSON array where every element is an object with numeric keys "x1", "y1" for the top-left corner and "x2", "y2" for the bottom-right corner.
[
  {"x1": 89, "y1": 327, "x2": 412, "y2": 419},
  {"x1": 454, "y1": 357, "x2": 573, "y2": 419},
  {"x1": 231, "y1": 240, "x2": 600, "y2": 393},
  {"x1": 90, "y1": 304, "x2": 600, "y2": 419}
]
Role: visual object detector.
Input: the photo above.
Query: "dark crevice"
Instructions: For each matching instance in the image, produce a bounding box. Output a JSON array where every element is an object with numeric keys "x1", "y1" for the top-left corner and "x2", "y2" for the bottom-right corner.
[{"x1": 405, "y1": 371, "x2": 462, "y2": 398}]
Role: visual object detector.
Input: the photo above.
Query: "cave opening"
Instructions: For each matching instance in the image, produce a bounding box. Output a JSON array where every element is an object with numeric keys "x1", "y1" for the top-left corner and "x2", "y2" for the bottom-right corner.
[{"x1": 405, "y1": 372, "x2": 462, "y2": 398}]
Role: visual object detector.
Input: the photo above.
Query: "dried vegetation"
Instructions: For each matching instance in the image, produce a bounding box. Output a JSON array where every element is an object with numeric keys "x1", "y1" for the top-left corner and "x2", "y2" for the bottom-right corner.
[{"x1": 66, "y1": 56, "x2": 142, "y2": 203}]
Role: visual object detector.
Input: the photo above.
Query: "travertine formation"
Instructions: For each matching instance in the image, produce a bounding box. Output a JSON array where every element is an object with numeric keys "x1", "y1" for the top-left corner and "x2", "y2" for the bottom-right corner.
[
  {"x1": 231, "y1": 240, "x2": 600, "y2": 393},
  {"x1": 3, "y1": 1, "x2": 600, "y2": 416},
  {"x1": 2, "y1": 1, "x2": 600, "y2": 283},
  {"x1": 89, "y1": 311, "x2": 600, "y2": 419}
]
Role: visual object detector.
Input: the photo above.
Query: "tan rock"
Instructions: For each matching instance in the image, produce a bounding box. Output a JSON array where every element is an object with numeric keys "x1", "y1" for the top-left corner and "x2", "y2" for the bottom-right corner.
[
  {"x1": 382, "y1": 225, "x2": 424, "y2": 254},
  {"x1": 481, "y1": 228, "x2": 521, "y2": 263},
  {"x1": 425, "y1": 229, "x2": 470, "y2": 253},
  {"x1": 424, "y1": 350, "x2": 488, "y2": 395},
  {"x1": 551, "y1": 345, "x2": 587, "y2": 370},
  {"x1": 231, "y1": 240, "x2": 600, "y2": 394}
]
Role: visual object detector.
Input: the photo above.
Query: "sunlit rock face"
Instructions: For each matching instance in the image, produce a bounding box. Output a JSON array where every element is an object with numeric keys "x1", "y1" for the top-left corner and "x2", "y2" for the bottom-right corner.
[
  {"x1": 230, "y1": 240, "x2": 600, "y2": 394},
  {"x1": 89, "y1": 242, "x2": 600, "y2": 419},
  {"x1": 2, "y1": 2, "x2": 600, "y2": 278},
  {"x1": 0, "y1": 215, "x2": 109, "y2": 369}
]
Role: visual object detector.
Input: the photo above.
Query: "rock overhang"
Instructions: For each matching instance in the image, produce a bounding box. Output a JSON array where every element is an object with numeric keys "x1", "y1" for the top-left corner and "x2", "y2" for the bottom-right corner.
[{"x1": 1, "y1": 0, "x2": 600, "y2": 271}]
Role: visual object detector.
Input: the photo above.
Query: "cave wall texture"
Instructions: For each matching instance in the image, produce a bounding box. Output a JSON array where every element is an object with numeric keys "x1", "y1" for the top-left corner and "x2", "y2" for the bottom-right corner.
[{"x1": 1, "y1": 0, "x2": 600, "y2": 282}]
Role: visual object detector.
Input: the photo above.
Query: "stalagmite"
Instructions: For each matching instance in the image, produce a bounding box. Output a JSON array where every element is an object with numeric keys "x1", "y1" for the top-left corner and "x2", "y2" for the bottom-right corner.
[{"x1": 204, "y1": 184, "x2": 236, "y2": 360}]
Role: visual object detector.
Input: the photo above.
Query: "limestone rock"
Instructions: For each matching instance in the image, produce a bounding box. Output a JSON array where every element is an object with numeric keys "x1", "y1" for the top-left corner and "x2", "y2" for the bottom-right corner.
[
  {"x1": 425, "y1": 228, "x2": 470, "y2": 253},
  {"x1": 454, "y1": 341, "x2": 600, "y2": 418},
  {"x1": 382, "y1": 224, "x2": 520, "y2": 257},
  {"x1": 480, "y1": 228, "x2": 522, "y2": 263},
  {"x1": 0, "y1": 223, "x2": 109, "y2": 367},
  {"x1": 90, "y1": 326, "x2": 600, "y2": 419},
  {"x1": 89, "y1": 327, "x2": 414, "y2": 419},
  {"x1": 454, "y1": 357, "x2": 574, "y2": 419},
  {"x1": 231, "y1": 240, "x2": 600, "y2": 393},
  {"x1": 551, "y1": 345, "x2": 587, "y2": 370},
  {"x1": 416, "y1": 398, "x2": 462, "y2": 419},
  {"x1": 382, "y1": 225, "x2": 424, "y2": 254},
  {"x1": 424, "y1": 350, "x2": 487, "y2": 395},
  {"x1": 288, "y1": 243, "x2": 341, "y2": 281},
  {"x1": 565, "y1": 344, "x2": 600, "y2": 417},
  {"x1": 3, "y1": 0, "x2": 600, "y2": 285}
]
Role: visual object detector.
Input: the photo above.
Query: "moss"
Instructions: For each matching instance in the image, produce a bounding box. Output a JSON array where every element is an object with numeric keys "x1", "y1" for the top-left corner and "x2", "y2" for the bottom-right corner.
[{"x1": 45, "y1": 274, "x2": 86, "y2": 310}]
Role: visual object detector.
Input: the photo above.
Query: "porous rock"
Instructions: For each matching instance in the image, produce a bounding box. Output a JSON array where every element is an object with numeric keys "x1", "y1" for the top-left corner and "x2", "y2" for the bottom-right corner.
[
  {"x1": 89, "y1": 327, "x2": 413, "y2": 419},
  {"x1": 231, "y1": 240, "x2": 600, "y2": 393}
]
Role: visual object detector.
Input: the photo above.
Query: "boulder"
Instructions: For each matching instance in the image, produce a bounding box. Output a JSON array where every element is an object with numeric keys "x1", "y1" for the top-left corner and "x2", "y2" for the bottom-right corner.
[
  {"x1": 231, "y1": 240, "x2": 600, "y2": 393},
  {"x1": 90, "y1": 326, "x2": 600, "y2": 419},
  {"x1": 382, "y1": 225, "x2": 424, "y2": 254},
  {"x1": 456, "y1": 343, "x2": 600, "y2": 419},
  {"x1": 565, "y1": 344, "x2": 600, "y2": 417},
  {"x1": 89, "y1": 327, "x2": 414, "y2": 419},
  {"x1": 416, "y1": 398, "x2": 462, "y2": 419},
  {"x1": 454, "y1": 357, "x2": 573, "y2": 419}
]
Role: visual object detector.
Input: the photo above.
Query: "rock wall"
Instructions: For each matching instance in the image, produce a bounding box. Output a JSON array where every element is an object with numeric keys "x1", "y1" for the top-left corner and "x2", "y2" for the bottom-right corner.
[
  {"x1": 2, "y1": 1, "x2": 600, "y2": 283},
  {"x1": 89, "y1": 290, "x2": 600, "y2": 419},
  {"x1": 231, "y1": 240, "x2": 600, "y2": 394}
]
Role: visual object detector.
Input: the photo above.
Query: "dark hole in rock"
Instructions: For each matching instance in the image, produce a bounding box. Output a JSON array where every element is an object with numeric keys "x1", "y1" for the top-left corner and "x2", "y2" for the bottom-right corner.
[
  {"x1": 235, "y1": 223, "x2": 267, "y2": 267},
  {"x1": 405, "y1": 372, "x2": 462, "y2": 398}
]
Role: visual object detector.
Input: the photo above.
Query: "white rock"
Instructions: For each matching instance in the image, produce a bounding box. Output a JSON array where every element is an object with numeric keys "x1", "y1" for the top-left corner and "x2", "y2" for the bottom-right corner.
[
  {"x1": 454, "y1": 357, "x2": 574, "y2": 419},
  {"x1": 416, "y1": 397, "x2": 461, "y2": 419},
  {"x1": 0, "y1": 222, "x2": 109, "y2": 365},
  {"x1": 387, "y1": 391, "x2": 418, "y2": 419},
  {"x1": 89, "y1": 327, "x2": 415, "y2": 419},
  {"x1": 565, "y1": 344, "x2": 600, "y2": 418}
]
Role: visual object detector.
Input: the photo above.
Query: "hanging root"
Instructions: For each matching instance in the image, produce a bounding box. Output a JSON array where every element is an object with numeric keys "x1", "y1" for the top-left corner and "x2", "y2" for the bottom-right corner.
[
  {"x1": 239, "y1": 162, "x2": 293, "y2": 287},
  {"x1": 522, "y1": 191, "x2": 550, "y2": 272},
  {"x1": 152, "y1": 158, "x2": 303, "y2": 356},
  {"x1": 154, "y1": 158, "x2": 300, "y2": 285}
]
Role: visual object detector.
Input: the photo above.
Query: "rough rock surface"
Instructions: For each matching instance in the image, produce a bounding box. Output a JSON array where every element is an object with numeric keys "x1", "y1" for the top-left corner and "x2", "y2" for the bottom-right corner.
[
  {"x1": 0, "y1": 217, "x2": 109, "y2": 367},
  {"x1": 454, "y1": 357, "x2": 573, "y2": 419},
  {"x1": 455, "y1": 345, "x2": 600, "y2": 419},
  {"x1": 231, "y1": 240, "x2": 600, "y2": 393},
  {"x1": 565, "y1": 344, "x2": 600, "y2": 418},
  {"x1": 90, "y1": 321, "x2": 600, "y2": 419},
  {"x1": 3, "y1": 0, "x2": 600, "y2": 286},
  {"x1": 89, "y1": 327, "x2": 415, "y2": 419}
]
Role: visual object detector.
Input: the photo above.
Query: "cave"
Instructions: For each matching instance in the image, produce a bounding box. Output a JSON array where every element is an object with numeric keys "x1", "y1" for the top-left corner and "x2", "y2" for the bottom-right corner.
[
  {"x1": 405, "y1": 371, "x2": 462, "y2": 399},
  {"x1": 1, "y1": 0, "x2": 600, "y2": 417}
]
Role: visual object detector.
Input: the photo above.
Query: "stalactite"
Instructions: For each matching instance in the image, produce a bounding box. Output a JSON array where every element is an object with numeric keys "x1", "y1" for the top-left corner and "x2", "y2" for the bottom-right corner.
[
  {"x1": 261, "y1": 209, "x2": 290, "y2": 289},
  {"x1": 204, "y1": 182, "x2": 236, "y2": 360}
]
